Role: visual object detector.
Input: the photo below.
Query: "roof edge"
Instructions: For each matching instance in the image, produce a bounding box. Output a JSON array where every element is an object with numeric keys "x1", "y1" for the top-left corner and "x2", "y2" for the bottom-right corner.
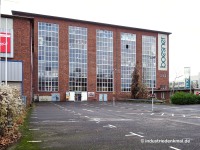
[
  {"x1": 12, "y1": 10, "x2": 171, "y2": 35},
  {"x1": 1, "y1": 13, "x2": 34, "y2": 20}
]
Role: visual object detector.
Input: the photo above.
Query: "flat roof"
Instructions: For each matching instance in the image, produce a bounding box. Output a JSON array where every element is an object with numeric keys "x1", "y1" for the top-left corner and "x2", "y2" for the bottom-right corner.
[{"x1": 12, "y1": 10, "x2": 171, "y2": 35}]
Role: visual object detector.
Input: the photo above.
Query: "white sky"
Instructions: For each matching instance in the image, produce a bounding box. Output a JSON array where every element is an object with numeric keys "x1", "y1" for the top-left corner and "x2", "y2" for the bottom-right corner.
[{"x1": 1, "y1": 0, "x2": 200, "y2": 81}]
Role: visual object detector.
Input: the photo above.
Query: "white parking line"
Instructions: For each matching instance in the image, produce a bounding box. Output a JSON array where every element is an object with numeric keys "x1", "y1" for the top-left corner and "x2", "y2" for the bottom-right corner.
[
  {"x1": 151, "y1": 113, "x2": 154, "y2": 115},
  {"x1": 172, "y1": 114, "x2": 174, "y2": 117},
  {"x1": 29, "y1": 128, "x2": 40, "y2": 131},
  {"x1": 161, "y1": 113, "x2": 164, "y2": 116},
  {"x1": 31, "y1": 117, "x2": 38, "y2": 119},
  {"x1": 103, "y1": 124, "x2": 117, "y2": 128},
  {"x1": 168, "y1": 119, "x2": 200, "y2": 126},
  {"x1": 83, "y1": 109, "x2": 94, "y2": 112},
  {"x1": 27, "y1": 140, "x2": 42, "y2": 143},
  {"x1": 29, "y1": 122, "x2": 39, "y2": 124},
  {"x1": 85, "y1": 116, "x2": 90, "y2": 118},
  {"x1": 183, "y1": 115, "x2": 186, "y2": 117},
  {"x1": 42, "y1": 120, "x2": 79, "y2": 123},
  {"x1": 126, "y1": 113, "x2": 138, "y2": 115},
  {"x1": 125, "y1": 132, "x2": 144, "y2": 137},
  {"x1": 169, "y1": 146, "x2": 181, "y2": 150}
]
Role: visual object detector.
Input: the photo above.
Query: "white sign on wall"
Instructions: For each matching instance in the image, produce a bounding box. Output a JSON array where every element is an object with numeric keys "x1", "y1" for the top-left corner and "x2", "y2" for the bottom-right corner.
[{"x1": 158, "y1": 34, "x2": 167, "y2": 71}]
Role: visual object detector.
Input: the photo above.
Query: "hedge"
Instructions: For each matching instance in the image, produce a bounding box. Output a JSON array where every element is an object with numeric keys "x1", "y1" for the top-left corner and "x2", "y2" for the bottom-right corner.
[{"x1": 171, "y1": 92, "x2": 200, "y2": 105}]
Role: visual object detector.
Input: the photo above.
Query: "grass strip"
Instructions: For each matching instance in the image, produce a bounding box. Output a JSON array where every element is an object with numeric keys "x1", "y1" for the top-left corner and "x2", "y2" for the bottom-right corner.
[{"x1": 8, "y1": 105, "x2": 40, "y2": 150}]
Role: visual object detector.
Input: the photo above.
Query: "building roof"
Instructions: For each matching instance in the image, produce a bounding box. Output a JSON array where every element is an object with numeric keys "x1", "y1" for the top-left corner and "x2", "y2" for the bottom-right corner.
[
  {"x1": 12, "y1": 10, "x2": 171, "y2": 35},
  {"x1": 1, "y1": 13, "x2": 34, "y2": 20}
]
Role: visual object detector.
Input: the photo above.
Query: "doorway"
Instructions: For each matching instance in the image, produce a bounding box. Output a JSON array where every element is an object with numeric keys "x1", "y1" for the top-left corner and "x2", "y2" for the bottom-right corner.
[
  {"x1": 99, "y1": 94, "x2": 107, "y2": 102},
  {"x1": 75, "y1": 93, "x2": 82, "y2": 101}
]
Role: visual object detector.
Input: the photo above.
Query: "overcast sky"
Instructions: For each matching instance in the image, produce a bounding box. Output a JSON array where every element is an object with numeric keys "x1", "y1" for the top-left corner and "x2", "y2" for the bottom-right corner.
[{"x1": 1, "y1": 0, "x2": 200, "y2": 81}]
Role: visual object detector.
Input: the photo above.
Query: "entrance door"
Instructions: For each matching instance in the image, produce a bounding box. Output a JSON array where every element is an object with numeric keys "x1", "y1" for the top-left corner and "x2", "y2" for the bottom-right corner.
[
  {"x1": 99, "y1": 94, "x2": 107, "y2": 102},
  {"x1": 75, "y1": 93, "x2": 82, "y2": 101},
  {"x1": 69, "y1": 92, "x2": 75, "y2": 101},
  {"x1": 81, "y1": 92, "x2": 87, "y2": 101},
  {"x1": 99, "y1": 94, "x2": 103, "y2": 102}
]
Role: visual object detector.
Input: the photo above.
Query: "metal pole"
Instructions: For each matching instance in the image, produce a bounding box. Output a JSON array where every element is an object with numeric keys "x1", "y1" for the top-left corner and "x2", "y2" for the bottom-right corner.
[
  {"x1": 5, "y1": 18, "x2": 7, "y2": 85},
  {"x1": 113, "y1": 69, "x2": 115, "y2": 106},
  {"x1": 151, "y1": 56, "x2": 154, "y2": 112},
  {"x1": 0, "y1": 0, "x2": 2, "y2": 84},
  {"x1": 189, "y1": 69, "x2": 191, "y2": 93}
]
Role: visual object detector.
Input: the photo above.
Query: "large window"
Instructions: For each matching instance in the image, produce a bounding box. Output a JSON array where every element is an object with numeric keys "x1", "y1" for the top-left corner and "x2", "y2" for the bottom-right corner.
[
  {"x1": 69, "y1": 26, "x2": 87, "y2": 91},
  {"x1": 121, "y1": 33, "x2": 136, "y2": 92},
  {"x1": 142, "y1": 36, "x2": 156, "y2": 88},
  {"x1": 96, "y1": 30, "x2": 113, "y2": 92},
  {"x1": 38, "y1": 22, "x2": 59, "y2": 91}
]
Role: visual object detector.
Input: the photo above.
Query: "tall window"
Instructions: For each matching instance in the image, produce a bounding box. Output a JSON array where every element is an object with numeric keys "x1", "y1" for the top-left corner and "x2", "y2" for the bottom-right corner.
[
  {"x1": 142, "y1": 36, "x2": 156, "y2": 88},
  {"x1": 69, "y1": 26, "x2": 87, "y2": 91},
  {"x1": 121, "y1": 33, "x2": 136, "y2": 92},
  {"x1": 38, "y1": 22, "x2": 59, "y2": 91},
  {"x1": 96, "y1": 30, "x2": 113, "y2": 92}
]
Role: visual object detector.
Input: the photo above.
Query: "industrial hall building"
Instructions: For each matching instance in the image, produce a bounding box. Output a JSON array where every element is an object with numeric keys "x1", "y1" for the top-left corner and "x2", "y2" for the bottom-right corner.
[{"x1": 0, "y1": 11, "x2": 171, "y2": 106}]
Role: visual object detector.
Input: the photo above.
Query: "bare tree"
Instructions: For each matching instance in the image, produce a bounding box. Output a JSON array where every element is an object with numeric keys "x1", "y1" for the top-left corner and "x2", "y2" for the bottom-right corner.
[{"x1": 131, "y1": 61, "x2": 148, "y2": 99}]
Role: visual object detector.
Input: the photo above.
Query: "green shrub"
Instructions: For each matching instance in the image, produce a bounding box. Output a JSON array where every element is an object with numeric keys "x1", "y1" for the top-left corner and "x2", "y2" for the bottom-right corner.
[
  {"x1": 195, "y1": 95, "x2": 200, "y2": 104},
  {"x1": 0, "y1": 84, "x2": 25, "y2": 136},
  {"x1": 171, "y1": 92, "x2": 198, "y2": 105}
]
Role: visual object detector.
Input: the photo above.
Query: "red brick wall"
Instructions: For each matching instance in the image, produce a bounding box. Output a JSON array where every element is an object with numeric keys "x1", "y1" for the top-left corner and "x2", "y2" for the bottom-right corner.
[
  {"x1": 12, "y1": 17, "x2": 32, "y2": 106},
  {"x1": 19, "y1": 16, "x2": 170, "y2": 101}
]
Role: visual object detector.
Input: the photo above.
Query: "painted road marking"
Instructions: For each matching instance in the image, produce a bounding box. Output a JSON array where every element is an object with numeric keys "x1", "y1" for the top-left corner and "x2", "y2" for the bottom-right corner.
[
  {"x1": 42, "y1": 120, "x2": 79, "y2": 123},
  {"x1": 91, "y1": 118, "x2": 101, "y2": 123},
  {"x1": 27, "y1": 140, "x2": 42, "y2": 143},
  {"x1": 169, "y1": 146, "x2": 181, "y2": 150},
  {"x1": 168, "y1": 119, "x2": 200, "y2": 126},
  {"x1": 83, "y1": 109, "x2": 94, "y2": 112},
  {"x1": 125, "y1": 132, "x2": 144, "y2": 137},
  {"x1": 141, "y1": 113, "x2": 144, "y2": 115},
  {"x1": 126, "y1": 113, "x2": 138, "y2": 115},
  {"x1": 29, "y1": 128, "x2": 40, "y2": 131},
  {"x1": 151, "y1": 113, "x2": 154, "y2": 115},
  {"x1": 103, "y1": 124, "x2": 117, "y2": 128},
  {"x1": 31, "y1": 117, "x2": 38, "y2": 119},
  {"x1": 29, "y1": 122, "x2": 39, "y2": 124},
  {"x1": 161, "y1": 113, "x2": 164, "y2": 116},
  {"x1": 172, "y1": 114, "x2": 174, "y2": 117},
  {"x1": 85, "y1": 116, "x2": 90, "y2": 118},
  {"x1": 183, "y1": 115, "x2": 186, "y2": 117}
]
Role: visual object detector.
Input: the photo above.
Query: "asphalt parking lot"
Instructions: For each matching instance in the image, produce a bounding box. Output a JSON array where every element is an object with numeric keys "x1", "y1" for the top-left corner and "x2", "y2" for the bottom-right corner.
[{"x1": 29, "y1": 102, "x2": 200, "y2": 150}]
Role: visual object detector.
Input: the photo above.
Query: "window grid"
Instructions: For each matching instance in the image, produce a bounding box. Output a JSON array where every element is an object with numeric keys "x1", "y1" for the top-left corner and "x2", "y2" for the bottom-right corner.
[
  {"x1": 69, "y1": 26, "x2": 87, "y2": 91},
  {"x1": 38, "y1": 22, "x2": 59, "y2": 92},
  {"x1": 142, "y1": 36, "x2": 156, "y2": 88},
  {"x1": 96, "y1": 30, "x2": 113, "y2": 92},
  {"x1": 121, "y1": 33, "x2": 136, "y2": 92}
]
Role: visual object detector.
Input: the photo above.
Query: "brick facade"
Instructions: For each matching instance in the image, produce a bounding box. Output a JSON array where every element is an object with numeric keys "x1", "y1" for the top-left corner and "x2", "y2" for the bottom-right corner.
[
  {"x1": 10, "y1": 11, "x2": 170, "y2": 104},
  {"x1": 2, "y1": 15, "x2": 33, "y2": 106}
]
